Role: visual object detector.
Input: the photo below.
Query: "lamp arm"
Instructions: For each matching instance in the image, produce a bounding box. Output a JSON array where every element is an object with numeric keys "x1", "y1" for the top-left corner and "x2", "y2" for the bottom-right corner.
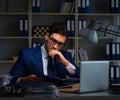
[{"x1": 97, "y1": 27, "x2": 120, "y2": 36}]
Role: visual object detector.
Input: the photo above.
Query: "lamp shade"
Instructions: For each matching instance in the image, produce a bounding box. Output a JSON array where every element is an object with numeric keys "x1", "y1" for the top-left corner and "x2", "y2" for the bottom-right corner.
[{"x1": 78, "y1": 28, "x2": 98, "y2": 43}]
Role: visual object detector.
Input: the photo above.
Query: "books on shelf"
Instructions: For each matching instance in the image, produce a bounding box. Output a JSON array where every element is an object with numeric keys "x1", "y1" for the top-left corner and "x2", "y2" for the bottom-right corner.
[
  {"x1": 78, "y1": 47, "x2": 89, "y2": 61},
  {"x1": 104, "y1": 24, "x2": 120, "y2": 37},
  {"x1": 59, "y1": 0, "x2": 75, "y2": 13}
]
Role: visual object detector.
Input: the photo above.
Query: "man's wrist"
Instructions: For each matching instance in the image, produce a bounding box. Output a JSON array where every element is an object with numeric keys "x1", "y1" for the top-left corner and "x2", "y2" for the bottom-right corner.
[{"x1": 63, "y1": 59, "x2": 70, "y2": 67}]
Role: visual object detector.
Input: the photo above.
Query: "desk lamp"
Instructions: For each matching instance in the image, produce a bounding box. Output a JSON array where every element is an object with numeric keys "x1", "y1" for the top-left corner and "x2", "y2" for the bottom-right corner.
[{"x1": 78, "y1": 19, "x2": 120, "y2": 43}]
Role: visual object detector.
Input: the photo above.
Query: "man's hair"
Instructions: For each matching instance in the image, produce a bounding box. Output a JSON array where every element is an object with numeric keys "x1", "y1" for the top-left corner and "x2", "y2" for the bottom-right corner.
[{"x1": 48, "y1": 22, "x2": 68, "y2": 37}]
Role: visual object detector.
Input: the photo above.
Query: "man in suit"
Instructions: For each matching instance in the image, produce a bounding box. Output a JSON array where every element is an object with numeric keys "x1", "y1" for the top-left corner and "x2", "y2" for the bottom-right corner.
[{"x1": 9, "y1": 22, "x2": 80, "y2": 84}]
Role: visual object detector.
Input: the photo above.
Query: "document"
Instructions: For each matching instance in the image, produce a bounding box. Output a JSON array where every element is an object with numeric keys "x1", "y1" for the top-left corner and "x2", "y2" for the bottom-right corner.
[{"x1": 41, "y1": 75, "x2": 79, "y2": 86}]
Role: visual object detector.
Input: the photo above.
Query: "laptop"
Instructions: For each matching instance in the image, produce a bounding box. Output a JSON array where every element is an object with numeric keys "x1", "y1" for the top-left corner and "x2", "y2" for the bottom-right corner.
[{"x1": 79, "y1": 61, "x2": 109, "y2": 93}]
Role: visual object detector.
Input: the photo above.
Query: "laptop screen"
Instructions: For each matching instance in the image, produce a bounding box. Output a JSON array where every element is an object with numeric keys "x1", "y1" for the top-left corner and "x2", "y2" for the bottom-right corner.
[{"x1": 79, "y1": 61, "x2": 109, "y2": 93}]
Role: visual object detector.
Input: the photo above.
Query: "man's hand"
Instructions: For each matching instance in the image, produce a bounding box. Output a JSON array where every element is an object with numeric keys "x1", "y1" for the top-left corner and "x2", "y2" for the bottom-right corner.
[
  {"x1": 48, "y1": 49, "x2": 70, "y2": 67},
  {"x1": 21, "y1": 74, "x2": 42, "y2": 82}
]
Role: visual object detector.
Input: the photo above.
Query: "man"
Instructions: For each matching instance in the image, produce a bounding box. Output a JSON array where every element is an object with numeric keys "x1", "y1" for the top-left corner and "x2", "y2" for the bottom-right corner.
[{"x1": 9, "y1": 23, "x2": 80, "y2": 84}]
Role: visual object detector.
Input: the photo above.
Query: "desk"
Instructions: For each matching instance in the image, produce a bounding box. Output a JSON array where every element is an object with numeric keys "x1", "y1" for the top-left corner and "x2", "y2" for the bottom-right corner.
[
  {"x1": 0, "y1": 83, "x2": 120, "y2": 100},
  {"x1": 0, "y1": 91, "x2": 120, "y2": 100}
]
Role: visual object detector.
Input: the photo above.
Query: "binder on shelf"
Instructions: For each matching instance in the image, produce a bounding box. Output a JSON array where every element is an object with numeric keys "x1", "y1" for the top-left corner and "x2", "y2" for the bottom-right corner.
[
  {"x1": 71, "y1": 19, "x2": 75, "y2": 37},
  {"x1": 19, "y1": 18, "x2": 24, "y2": 36},
  {"x1": 24, "y1": 18, "x2": 28, "y2": 36},
  {"x1": 36, "y1": 0, "x2": 41, "y2": 12},
  {"x1": 85, "y1": 0, "x2": 90, "y2": 13},
  {"x1": 109, "y1": 0, "x2": 120, "y2": 13},
  {"x1": 82, "y1": 19, "x2": 87, "y2": 28},
  {"x1": 82, "y1": 0, "x2": 85, "y2": 13},
  {"x1": 78, "y1": 0, "x2": 90, "y2": 13},
  {"x1": 105, "y1": 42, "x2": 111, "y2": 60},
  {"x1": 109, "y1": 0, "x2": 115, "y2": 13},
  {"x1": 78, "y1": 19, "x2": 82, "y2": 31},
  {"x1": 32, "y1": 42, "x2": 41, "y2": 48},
  {"x1": 109, "y1": 65, "x2": 114, "y2": 83},
  {"x1": 66, "y1": 19, "x2": 75, "y2": 37},
  {"x1": 78, "y1": 19, "x2": 87, "y2": 37},
  {"x1": 109, "y1": 65, "x2": 120, "y2": 84},
  {"x1": 32, "y1": 0, "x2": 41, "y2": 13},
  {"x1": 116, "y1": 43, "x2": 120, "y2": 60},
  {"x1": 78, "y1": 0, "x2": 82, "y2": 13},
  {"x1": 115, "y1": 0, "x2": 119, "y2": 13},
  {"x1": 115, "y1": 65, "x2": 120, "y2": 83},
  {"x1": 111, "y1": 43, "x2": 116, "y2": 60},
  {"x1": 66, "y1": 19, "x2": 71, "y2": 36},
  {"x1": 19, "y1": 18, "x2": 28, "y2": 37},
  {"x1": 32, "y1": 0, "x2": 36, "y2": 12}
]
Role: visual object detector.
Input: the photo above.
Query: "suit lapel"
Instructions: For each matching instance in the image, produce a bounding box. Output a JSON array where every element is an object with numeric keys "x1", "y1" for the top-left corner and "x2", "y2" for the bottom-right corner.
[{"x1": 34, "y1": 47, "x2": 44, "y2": 76}]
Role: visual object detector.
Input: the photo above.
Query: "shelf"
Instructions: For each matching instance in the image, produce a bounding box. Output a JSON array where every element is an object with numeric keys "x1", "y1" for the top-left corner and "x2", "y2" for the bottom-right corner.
[
  {"x1": 0, "y1": 60, "x2": 15, "y2": 63},
  {"x1": 0, "y1": 36, "x2": 29, "y2": 39},
  {"x1": 0, "y1": 12, "x2": 29, "y2": 14},
  {"x1": 32, "y1": 13, "x2": 75, "y2": 16},
  {"x1": 78, "y1": 13, "x2": 120, "y2": 16}
]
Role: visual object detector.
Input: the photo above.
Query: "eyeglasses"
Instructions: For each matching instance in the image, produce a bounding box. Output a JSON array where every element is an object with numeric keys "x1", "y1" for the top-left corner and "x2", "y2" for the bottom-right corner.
[{"x1": 49, "y1": 37, "x2": 64, "y2": 47}]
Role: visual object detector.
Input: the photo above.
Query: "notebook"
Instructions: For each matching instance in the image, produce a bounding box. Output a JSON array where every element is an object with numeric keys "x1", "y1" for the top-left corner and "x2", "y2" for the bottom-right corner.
[{"x1": 79, "y1": 61, "x2": 109, "y2": 93}]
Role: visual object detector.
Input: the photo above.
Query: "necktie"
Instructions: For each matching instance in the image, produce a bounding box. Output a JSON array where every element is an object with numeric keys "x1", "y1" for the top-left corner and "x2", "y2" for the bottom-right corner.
[{"x1": 47, "y1": 56, "x2": 55, "y2": 76}]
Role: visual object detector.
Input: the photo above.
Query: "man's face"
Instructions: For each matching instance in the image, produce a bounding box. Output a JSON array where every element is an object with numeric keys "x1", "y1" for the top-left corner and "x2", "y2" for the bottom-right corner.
[{"x1": 45, "y1": 33, "x2": 66, "y2": 53}]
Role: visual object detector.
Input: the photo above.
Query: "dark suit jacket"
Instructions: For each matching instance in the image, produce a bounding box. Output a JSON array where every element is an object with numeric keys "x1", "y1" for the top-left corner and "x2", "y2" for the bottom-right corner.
[{"x1": 9, "y1": 46, "x2": 80, "y2": 83}]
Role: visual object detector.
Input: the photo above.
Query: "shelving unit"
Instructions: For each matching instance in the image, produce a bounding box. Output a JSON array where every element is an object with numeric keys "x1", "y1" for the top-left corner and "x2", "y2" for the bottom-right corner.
[
  {"x1": 76, "y1": 0, "x2": 120, "y2": 66},
  {"x1": 0, "y1": 0, "x2": 30, "y2": 74},
  {"x1": 0, "y1": 0, "x2": 119, "y2": 74}
]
